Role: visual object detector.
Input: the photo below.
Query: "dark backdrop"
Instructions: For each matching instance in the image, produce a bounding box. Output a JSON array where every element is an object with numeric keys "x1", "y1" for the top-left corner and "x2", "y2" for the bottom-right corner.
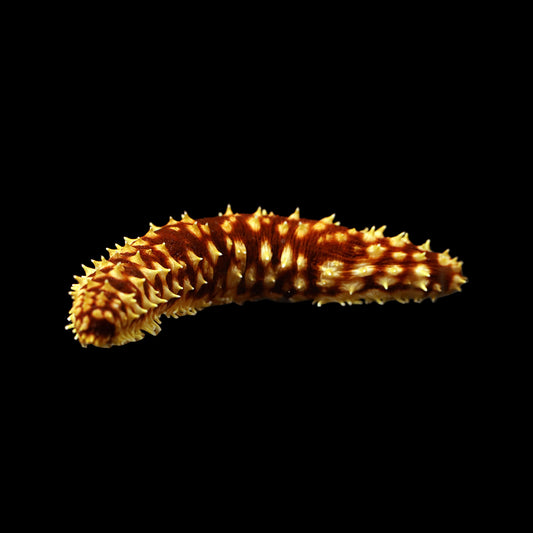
[{"x1": 26, "y1": 16, "x2": 494, "y2": 515}]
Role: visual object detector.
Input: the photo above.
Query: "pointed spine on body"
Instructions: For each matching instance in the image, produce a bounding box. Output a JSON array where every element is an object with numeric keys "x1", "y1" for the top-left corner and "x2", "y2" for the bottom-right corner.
[{"x1": 66, "y1": 207, "x2": 467, "y2": 348}]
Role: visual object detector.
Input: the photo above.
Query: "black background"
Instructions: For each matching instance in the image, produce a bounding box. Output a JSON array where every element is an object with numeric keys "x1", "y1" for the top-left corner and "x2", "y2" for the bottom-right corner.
[
  {"x1": 49, "y1": 27, "x2": 480, "y2": 359},
  {"x1": 38, "y1": 14, "x2": 486, "y2": 417},
  {"x1": 19, "y1": 10, "x2": 503, "y2": 517}
]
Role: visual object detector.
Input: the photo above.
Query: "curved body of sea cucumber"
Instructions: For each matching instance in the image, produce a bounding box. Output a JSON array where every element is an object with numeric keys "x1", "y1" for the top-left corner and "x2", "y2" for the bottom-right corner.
[{"x1": 66, "y1": 207, "x2": 467, "y2": 348}]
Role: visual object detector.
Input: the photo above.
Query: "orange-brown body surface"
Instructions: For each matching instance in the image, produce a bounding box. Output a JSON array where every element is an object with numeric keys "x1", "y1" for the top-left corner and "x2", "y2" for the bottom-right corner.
[{"x1": 67, "y1": 207, "x2": 466, "y2": 347}]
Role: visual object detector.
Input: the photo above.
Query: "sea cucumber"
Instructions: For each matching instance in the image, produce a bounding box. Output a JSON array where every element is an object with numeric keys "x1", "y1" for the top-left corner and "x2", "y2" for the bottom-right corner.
[{"x1": 66, "y1": 207, "x2": 467, "y2": 348}]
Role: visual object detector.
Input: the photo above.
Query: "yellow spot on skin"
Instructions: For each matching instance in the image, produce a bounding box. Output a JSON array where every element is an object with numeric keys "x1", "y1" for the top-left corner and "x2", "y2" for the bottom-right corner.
[
  {"x1": 234, "y1": 240, "x2": 247, "y2": 264},
  {"x1": 247, "y1": 216, "x2": 262, "y2": 232},
  {"x1": 201, "y1": 260, "x2": 214, "y2": 282},
  {"x1": 313, "y1": 221, "x2": 327, "y2": 232},
  {"x1": 361, "y1": 227, "x2": 381, "y2": 243},
  {"x1": 182, "y1": 277, "x2": 194, "y2": 295},
  {"x1": 280, "y1": 244, "x2": 293, "y2": 269},
  {"x1": 81, "y1": 264, "x2": 96, "y2": 276},
  {"x1": 206, "y1": 240, "x2": 223, "y2": 264},
  {"x1": 130, "y1": 277, "x2": 146, "y2": 291},
  {"x1": 414, "y1": 264, "x2": 431, "y2": 278},
  {"x1": 149, "y1": 285, "x2": 169, "y2": 305},
  {"x1": 161, "y1": 284, "x2": 181, "y2": 301},
  {"x1": 196, "y1": 270, "x2": 208, "y2": 288},
  {"x1": 221, "y1": 219, "x2": 234, "y2": 233},
  {"x1": 451, "y1": 259, "x2": 463, "y2": 274},
  {"x1": 451, "y1": 274, "x2": 467, "y2": 291},
  {"x1": 317, "y1": 260, "x2": 344, "y2": 286},
  {"x1": 297, "y1": 254, "x2": 307, "y2": 270},
  {"x1": 376, "y1": 275, "x2": 397, "y2": 290},
  {"x1": 390, "y1": 232, "x2": 409, "y2": 247},
  {"x1": 225, "y1": 235, "x2": 233, "y2": 252},
  {"x1": 392, "y1": 251, "x2": 408, "y2": 261},
  {"x1": 295, "y1": 223, "x2": 310, "y2": 239},
  {"x1": 277, "y1": 221, "x2": 289, "y2": 237},
  {"x1": 260, "y1": 240, "x2": 273, "y2": 264},
  {"x1": 226, "y1": 263, "x2": 243, "y2": 289},
  {"x1": 375, "y1": 226, "x2": 386, "y2": 238},
  {"x1": 294, "y1": 275, "x2": 307, "y2": 291},
  {"x1": 438, "y1": 250, "x2": 452, "y2": 266},
  {"x1": 200, "y1": 223, "x2": 211, "y2": 236},
  {"x1": 319, "y1": 260, "x2": 344, "y2": 276},
  {"x1": 264, "y1": 266, "x2": 277, "y2": 288},
  {"x1": 367, "y1": 243, "x2": 385, "y2": 259},
  {"x1": 164, "y1": 253, "x2": 186, "y2": 275},
  {"x1": 334, "y1": 232, "x2": 348, "y2": 243},
  {"x1": 343, "y1": 280, "x2": 365, "y2": 295},
  {"x1": 245, "y1": 265, "x2": 256, "y2": 288},
  {"x1": 412, "y1": 251, "x2": 427, "y2": 262},
  {"x1": 128, "y1": 250, "x2": 144, "y2": 266},
  {"x1": 181, "y1": 212, "x2": 196, "y2": 224},
  {"x1": 385, "y1": 265, "x2": 403, "y2": 276},
  {"x1": 420, "y1": 239, "x2": 431, "y2": 251},
  {"x1": 187, "y1": 250, "x2": 203, "y2": 269},
  {"x1": 186, "y1": 223, "x2": 202, "y2": 239},
  {"x1": 80, "y1": 315, "x2": 90, "y2": 332},
  {"x1": 351, "y1": 265, "x2": 375, "y2": 277},
  {"x1": 166, "y1": 225, "x2": 181, "y2": 235},
  {"x1": 413, "y1": 280, "x2": 428, "y2": 292}
]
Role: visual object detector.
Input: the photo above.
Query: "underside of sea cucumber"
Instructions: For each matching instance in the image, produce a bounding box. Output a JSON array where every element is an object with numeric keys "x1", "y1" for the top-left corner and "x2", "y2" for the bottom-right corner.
[{"x1": 66, "y1": 207, "x2": 467, "y2": 348}]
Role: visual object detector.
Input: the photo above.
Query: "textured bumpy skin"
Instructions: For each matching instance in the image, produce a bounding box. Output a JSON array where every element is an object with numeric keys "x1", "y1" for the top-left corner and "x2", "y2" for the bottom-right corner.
[{"x1": 67, "y1": 207, "x2": 467, "y2": 348}]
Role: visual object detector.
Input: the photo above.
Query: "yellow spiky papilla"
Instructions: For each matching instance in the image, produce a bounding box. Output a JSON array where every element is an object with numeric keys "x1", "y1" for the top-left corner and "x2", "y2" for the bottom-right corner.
[{"x1": 66, "y1": 207, "x2": 467, "y2": 348}]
